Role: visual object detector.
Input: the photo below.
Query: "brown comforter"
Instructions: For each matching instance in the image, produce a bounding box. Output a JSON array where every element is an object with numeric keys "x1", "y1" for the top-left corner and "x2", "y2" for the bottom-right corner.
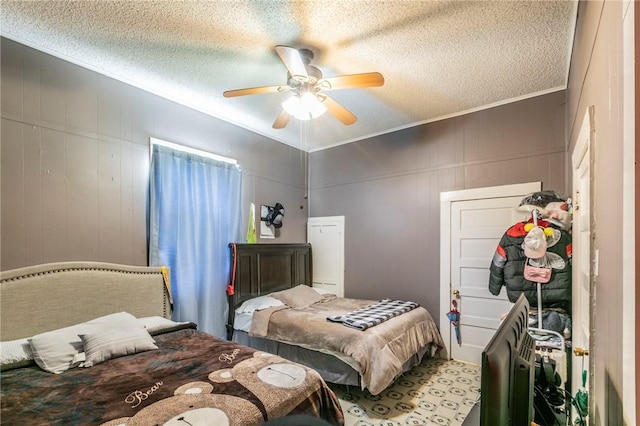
[
  {"x1": 1, "y1": 325, "x2": 344, "y2": 425},
  {"x1": 250, "y1": 295, "x2": 446, "y2": 395}
]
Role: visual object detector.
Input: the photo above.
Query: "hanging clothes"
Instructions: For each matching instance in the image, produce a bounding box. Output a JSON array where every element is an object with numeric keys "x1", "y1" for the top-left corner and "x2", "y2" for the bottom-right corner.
[{"x1": 488, "y1": 218, "x2": 572, "y2": 313}]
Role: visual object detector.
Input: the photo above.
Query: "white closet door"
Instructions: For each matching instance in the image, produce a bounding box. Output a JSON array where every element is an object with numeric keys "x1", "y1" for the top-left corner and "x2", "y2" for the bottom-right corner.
[
  {"x1": 307, "y1": 216, "x2": 344, "y2": 297},
  {"x1": 440, "y1": 182, "x2": 541, "y2": 363}
]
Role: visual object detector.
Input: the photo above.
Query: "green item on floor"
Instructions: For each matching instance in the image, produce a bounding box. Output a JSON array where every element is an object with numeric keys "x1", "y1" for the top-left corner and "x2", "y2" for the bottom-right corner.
[{"x1": 573, "y1": 369, "x2": 588, "y2": 425}]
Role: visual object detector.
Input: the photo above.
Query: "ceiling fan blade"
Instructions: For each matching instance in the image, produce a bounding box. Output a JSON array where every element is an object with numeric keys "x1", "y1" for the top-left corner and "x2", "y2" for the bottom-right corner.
[
  {"x1": 322, "y1": 95, "x2": 357, "y2": 125},
  {"x1": 223, "y1": 85, "x2": 288, "y2": 98},
  {"x1": 275, "y1": 45, "x2": 308, "y2": 79},
  {"x1": 272, "y1": 109, "x2": 291, "y2": 129},
  {"x1": 321, "y1": 72, "x2": 384, "y2": 91}
]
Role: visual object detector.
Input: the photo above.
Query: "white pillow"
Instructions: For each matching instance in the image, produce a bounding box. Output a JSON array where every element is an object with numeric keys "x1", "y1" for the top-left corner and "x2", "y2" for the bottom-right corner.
[
  {"x1": 0, "y1": 338, "x2": 33, "y2": 370},
  {"x1": 236, "y1": 295, "x2": 284, "y2": 314},
  {"x1": 80, "y1": 325, "x2": 157, "y2": 367},
  {"x1": 0, "y1": 317, "x2": 176, "y2": 371},
  {"x1": 29, "y1": 312, "x2": 141, "y2": 374}
]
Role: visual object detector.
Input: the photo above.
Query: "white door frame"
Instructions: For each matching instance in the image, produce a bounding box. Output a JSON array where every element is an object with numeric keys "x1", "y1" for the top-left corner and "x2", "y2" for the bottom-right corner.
[
  {"x1": 440, "y1": 182, "x2": 541, "y2": 360},
  {"x1": 571, "y1": 107, "x2": 594, "y2": 418}
]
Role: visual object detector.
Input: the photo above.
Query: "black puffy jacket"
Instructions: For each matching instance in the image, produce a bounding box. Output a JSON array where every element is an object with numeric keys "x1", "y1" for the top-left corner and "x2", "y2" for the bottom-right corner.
[{"x1": 488, "y1": 219, "x2": 572, "y2": 313}]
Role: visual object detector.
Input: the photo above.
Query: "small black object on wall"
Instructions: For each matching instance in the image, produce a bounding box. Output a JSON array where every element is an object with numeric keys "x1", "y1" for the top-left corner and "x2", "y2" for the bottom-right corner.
[
  {"x1": 260, "y1": 202, "x2": 285, "y2": 238},
  {"x1": 266, "y1": 202, "x2": 285, "y2": 228}
]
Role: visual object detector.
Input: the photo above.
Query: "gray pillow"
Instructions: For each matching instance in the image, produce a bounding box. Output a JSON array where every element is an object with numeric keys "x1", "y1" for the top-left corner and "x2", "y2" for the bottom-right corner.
[
  {"x1": 80, "y1": 325, "x2": 157, "y2": 367},
  {"x1": 28, "y1": 312, "x2": 141, "y2": 374},
  {"x1": 271, "y1": 285, "x2": 323, "y2": 308}
]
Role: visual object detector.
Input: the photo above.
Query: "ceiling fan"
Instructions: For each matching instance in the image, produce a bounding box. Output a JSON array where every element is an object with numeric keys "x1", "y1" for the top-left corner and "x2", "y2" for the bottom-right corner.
[{"x1": 223, "y1": 46, "x2": 384, "y2": 129}]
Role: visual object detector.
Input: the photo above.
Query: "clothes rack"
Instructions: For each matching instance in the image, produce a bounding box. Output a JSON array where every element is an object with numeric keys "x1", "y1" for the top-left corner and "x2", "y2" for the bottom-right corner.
[{"x1": 528, "y1": 208, "x2": 566, "y2": 352}]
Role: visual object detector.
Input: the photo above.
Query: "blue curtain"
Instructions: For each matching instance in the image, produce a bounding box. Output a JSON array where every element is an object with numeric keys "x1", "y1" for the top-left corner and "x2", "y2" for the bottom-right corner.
[{"x1": 149, "y1": 144, "x2": 242, "y2": 338}]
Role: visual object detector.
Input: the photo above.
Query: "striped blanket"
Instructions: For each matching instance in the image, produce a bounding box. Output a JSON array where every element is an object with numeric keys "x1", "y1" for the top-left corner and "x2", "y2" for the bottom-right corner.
[{"x1": 327, "y1": 298, "x2": 419, "y2": 331}]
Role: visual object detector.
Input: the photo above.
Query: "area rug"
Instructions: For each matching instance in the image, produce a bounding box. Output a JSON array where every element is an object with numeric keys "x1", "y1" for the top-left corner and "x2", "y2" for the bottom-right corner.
[{"x1": 330, "y1": 358, "x2": 480, "y2": 426}]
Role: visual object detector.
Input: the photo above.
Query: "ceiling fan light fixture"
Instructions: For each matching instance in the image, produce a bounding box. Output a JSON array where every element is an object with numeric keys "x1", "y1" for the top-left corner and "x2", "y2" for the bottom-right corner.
[
  {"x1": 282, "y1": 92, "x2": 327, "y2": 120},
  {"x1": 225, "y1": 45, "x2": 383, "y2": 129}
]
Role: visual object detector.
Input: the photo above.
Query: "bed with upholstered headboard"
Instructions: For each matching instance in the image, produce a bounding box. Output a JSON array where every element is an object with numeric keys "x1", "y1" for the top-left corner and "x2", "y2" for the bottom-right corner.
[
  {"x1": 227, "y1": 243, "x2": 447, "y2": 395},
  {"x1": 1, "y1": 261, "x2": 172, "y2": 341},
  {"x1": 0, "y1": 261, "x2": 343, "y2": 425}
]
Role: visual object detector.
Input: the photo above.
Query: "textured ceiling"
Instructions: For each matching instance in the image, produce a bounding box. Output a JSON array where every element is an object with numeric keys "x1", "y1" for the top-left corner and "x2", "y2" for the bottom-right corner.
[{"x1": 1, "y1": 1, "x2": 577, "y2": 152}]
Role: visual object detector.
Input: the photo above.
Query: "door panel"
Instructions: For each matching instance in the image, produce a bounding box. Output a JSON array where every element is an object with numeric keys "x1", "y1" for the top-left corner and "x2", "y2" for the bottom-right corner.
[
  {"x1": 456, "y1": 324, "x2": 498, "y2": 364},
  {"x1": 440, "y1": 182, "x2": 541, "y2": 364},
  {"x1": 459, "y1": 267, "x2": 491, "y2": 298},
  {"x1": 450, "y1": 196, "x2": 519, "y2": 362},
  {"x1": 571, "y1": 109, "x2": 592, "y2": 421},
  {"x1": 307, "y1": 216, "x2": 345, "y2": 297}
]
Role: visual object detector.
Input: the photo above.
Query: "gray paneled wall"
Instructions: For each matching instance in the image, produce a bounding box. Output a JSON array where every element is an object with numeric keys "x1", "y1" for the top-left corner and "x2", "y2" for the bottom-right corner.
[
  {"x1": 1, "y1": 37, "x2": 309, "y2": 270},
  {"x1": 309, "y1": 91, "x2": 567, "y2": 319},
  {"x1": 1, "y1": 35, "x2": 567, "y2": 325},
  {"x1": 565, "y1": 1, "x2": 630, "y2": 423}
]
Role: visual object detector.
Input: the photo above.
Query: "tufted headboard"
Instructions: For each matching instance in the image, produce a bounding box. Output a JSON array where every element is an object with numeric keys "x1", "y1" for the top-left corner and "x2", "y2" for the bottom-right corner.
[{"x1": 0, "y1": 261, "x2": 172, "y2": 341}]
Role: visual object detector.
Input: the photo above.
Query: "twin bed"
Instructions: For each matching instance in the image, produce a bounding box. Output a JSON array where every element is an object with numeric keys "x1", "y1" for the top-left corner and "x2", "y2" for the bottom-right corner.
[
  {"x1": 0, "y1": 261, "x2": 343, "y2": 425},
  {"x1": 227, "y1": 243, "x2": 446, "y2": 395}
]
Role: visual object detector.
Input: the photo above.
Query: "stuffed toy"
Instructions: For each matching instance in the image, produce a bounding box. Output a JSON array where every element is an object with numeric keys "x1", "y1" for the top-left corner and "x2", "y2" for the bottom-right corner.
[{"x1": 517, "y1": 190, "x2": 572, "y2": 230}]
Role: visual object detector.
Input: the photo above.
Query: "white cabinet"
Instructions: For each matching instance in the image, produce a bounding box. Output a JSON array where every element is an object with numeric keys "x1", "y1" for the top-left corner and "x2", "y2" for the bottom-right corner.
[{"x1": 307, "y1": 216, "x2": 344, "y2": 297}]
